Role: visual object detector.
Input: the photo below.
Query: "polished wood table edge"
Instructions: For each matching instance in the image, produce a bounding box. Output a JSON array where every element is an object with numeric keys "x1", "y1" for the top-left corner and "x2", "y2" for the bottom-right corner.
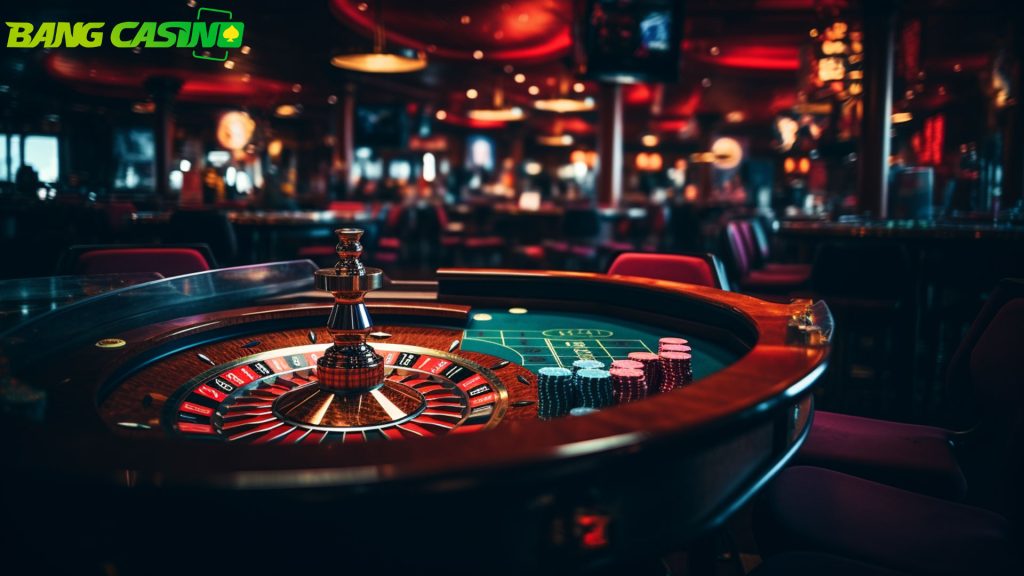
[{"x1": 12, "y1": 269, "x2": 829, "y2": 490}]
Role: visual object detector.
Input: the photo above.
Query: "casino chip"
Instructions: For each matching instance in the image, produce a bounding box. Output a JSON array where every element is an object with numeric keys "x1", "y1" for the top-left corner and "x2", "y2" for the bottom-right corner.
[
  {"x1": 610, "y1": 367, "x2": 646, "y2": 404},
  {"x1": 572, "y1": 359, "x2": 605, "y2": 374},
  {"x1": 627, "y1": 351, "x2": 662, "y2": 395},
  {"x1": 658, "y1": 351, "x2": 693, "y2": 392},
  {"x1": 537, "y1": 367, "x2": 573, "y2": 419},
  {"x1": 575, "y1": 368, "x2": 614, "y2": 408},
  {"x1": 659, "y1": 344, "x2": 692, "y2": 354},
  {"x1": 658, "y1": 337, "x2": 689, "y2": 351},
  {"x1": 610, "y1": 359, "x2": 644, "y2": 371}
]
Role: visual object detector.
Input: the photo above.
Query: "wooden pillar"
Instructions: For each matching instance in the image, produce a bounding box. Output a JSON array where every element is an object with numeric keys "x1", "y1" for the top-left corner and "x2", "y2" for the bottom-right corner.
[
  {"x1": 695, "y1": 113, "x2": 718, "y2": 201},
  {"x1": 144, "y1": 76, "x2": 182, "y2": 200},
  {"x1": 597, "y1": 83, "x2": 623, "y2": 208},
  {"x1": 332, "y1": 83, "x2": 356, "y2": 197},
  {"x1": 857, "y1": 0, "x2": 897, "y2": 218}
]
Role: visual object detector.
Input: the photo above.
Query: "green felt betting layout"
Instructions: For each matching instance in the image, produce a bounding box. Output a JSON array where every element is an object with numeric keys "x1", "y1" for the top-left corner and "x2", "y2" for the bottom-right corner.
[{"x1": 460, "y1": 308, "x2": 738, "y2": 379}]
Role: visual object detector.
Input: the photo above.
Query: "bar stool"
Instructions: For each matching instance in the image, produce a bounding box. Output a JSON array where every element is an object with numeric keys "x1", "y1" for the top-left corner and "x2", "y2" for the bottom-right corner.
[
  {"x1": 723, "y1": 220, "x2": 810, "y2": 293},
  {"x1": 744, "y1": 218, "x2": 812, "y2": 276}
]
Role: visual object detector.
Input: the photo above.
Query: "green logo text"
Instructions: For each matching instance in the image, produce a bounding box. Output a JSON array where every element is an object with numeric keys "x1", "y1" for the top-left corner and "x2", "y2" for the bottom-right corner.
[{"x1": 5, "y1": 21, "x2": 245, "y2": 50}]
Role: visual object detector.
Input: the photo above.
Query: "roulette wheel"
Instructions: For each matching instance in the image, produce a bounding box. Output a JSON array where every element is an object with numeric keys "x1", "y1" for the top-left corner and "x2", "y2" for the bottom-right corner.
[{"x1": 0, "y1": 229, "x2": 831, "y2": 574}]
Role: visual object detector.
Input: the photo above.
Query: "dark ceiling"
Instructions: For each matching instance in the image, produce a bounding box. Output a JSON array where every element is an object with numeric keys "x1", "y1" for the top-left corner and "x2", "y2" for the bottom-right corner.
[{"x1": 0, "y1": 0, "x2": 1015, "y2": 142}]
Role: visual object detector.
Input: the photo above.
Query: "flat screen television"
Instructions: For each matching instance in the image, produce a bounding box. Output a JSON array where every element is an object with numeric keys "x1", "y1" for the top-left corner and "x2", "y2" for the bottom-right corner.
[
  {"x1": 355, "y1": 104, "x2": 408, "y2": 149},
  {"x1": 112, "y1": 128, "x2": 155, "y2": 190},
  {"x1": 580, "y1": 0, "x2": 684, "y2": 83}
]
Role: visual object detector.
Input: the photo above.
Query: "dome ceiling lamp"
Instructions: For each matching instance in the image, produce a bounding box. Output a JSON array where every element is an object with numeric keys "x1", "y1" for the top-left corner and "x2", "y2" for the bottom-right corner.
[
  {"x1": 331, "y1": 1, "x2": 426, "y2": 73},
  {"x1": 534, "y1": 75, "x2": 595, "y2": 113},
  {"x1": 467, "y1": 83, "x2": 525, "y2": 122},
  {"x1": 536, "y1": 118, "x2": 574, "y2": 147}
]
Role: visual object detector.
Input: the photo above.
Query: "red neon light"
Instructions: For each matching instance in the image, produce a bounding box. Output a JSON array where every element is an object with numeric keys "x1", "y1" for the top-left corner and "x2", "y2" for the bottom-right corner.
[
  {"x1": 576, "y1": 513, "x2": 611, "y2": 550},
  {"x1": 911, "y1": 114, "x2": 945, "y2": 165},
  {"x1": 692, "y1": 46, "x2": 801, "y2": 71},
  {"x1": 329, "y1": 0, "x2": 571, "y2": 63},
  {"x1": 45, "y1": 53, "x2": 292, "y2": 102}
]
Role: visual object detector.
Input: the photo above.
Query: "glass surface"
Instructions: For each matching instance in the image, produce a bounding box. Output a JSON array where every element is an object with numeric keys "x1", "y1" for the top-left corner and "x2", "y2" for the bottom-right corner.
[
  {"x1": 0, "y1": 273, "x2": 164, "y2": 333},
  {"x1": 23, "y1": 135, "x2": 59, "y2": 183},
  {"x1": 0, "y1": 261, "x2": 317, "y2": 370},
  {"x1": 112, "y1": 127, "x2": 155, "y2": 189}
]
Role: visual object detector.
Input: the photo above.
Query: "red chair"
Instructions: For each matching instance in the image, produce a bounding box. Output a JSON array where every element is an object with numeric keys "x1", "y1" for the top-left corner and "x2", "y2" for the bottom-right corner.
[
  {"x1": 724, "y1": 220, "x2": 810, "y2": 292},
  {"x1": 742, "y1": 219, "x2": 812, "y2": 276},
  {"x1": 608, "y1": 252, "x2": 730, "y2": 291},
  {"x1": 794, "y1": 278, "x2": 1024, "y2": 501},
  {"x1": 368, "y1": 203, "x2": 408, "y2": 265},
  {"x1": 59, "y1": 244, "x2": 215, "y2": 277},
  {"x1": 328, "y1": 201, "x2": 366, "y2": 212},
  {"x1": 755, "y1": 466, "x2": 1014, "y2": 575}
]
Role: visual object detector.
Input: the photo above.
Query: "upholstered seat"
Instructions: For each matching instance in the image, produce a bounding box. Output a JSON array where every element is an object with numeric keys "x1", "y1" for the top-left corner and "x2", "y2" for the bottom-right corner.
[
  {"x1": 795, "y1": 411, "x2": 965, "y2": 499},
  {"x1": 756, "y1": 466, "x2": 1013, "y2": 575},
  {"x1": 60, "y1": 245, "x2": 214, "y2": 278},
  {"x1": 725, "y1": 220, "x2": 810, "y2": 292},
  {"x1": 796, "y1": 280, "x2": 1024, "y2": 502},
  {"x1": 607, "y1": 251, "x2": 729, "y2": 290}
]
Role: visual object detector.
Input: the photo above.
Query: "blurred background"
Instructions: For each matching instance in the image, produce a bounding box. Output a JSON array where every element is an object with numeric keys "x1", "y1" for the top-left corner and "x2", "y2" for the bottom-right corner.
[{"x1": 1, "y1": 0, "x2": 1023, "y2": 422}]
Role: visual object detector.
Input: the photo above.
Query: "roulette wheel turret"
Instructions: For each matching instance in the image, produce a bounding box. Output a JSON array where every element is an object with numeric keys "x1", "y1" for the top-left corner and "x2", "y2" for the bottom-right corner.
[{"x1": 274, "y1": 228, "x2": 431, "y2": 431}]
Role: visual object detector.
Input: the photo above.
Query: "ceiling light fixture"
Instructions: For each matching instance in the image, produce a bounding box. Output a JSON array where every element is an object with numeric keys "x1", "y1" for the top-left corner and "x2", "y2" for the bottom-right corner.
[
  {"x1": 536, "y1": 134, "x2": 574, "y2": 146},
  {"x1": 467, "y1": 85, "x2": 525, "y2": 122},
  {"x1": 330, "y1": 1, "x2": 427, "y2": 73},
  {"x1": 534, "y1": 96, "x2": 595, "y2": 113},
  {"x1": 725, "y1": 110, "x2": 745, "y2": 123},
  {"x1": 535, "y1": 76, "x2": 596, "y2": 113},
  {"x1": 467, "y1": 107, "x2": 524, "y2": 122},
  {"x1": 274, "y1": 104, "x2": 302, "y2": 118}
]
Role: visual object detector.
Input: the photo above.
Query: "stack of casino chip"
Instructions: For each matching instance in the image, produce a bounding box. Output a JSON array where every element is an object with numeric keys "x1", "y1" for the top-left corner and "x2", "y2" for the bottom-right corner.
[
  {"x1": 660, "y1": 343, "x2": 691, "y2": 354},
  {"x1": 658, "y1": 337, "x2": 689, "y2": 352},
  {"x1": 610, "y1": 359, "x2": 644, "y2": 371},
  {"x1": 609, "y1": 367, "x2": 647, "y2": 404},
  {"x1": 658, "y1": 351, "x2": 693, "y2": 392},
  {"x1": 572, "y1": 359, "x2": 605, "y2": 374},
  {"x1": 627, "y1": 351, "x2": 662, "y2": 395},
  {"x1": 537, "y1": 367, "x2": 574, "y2": 419},
  {"x1": 574, "y1": 368, "x2": 614, "y2": 408},
  {"x1": 610, "y1": 359, "x2": 646, "y2": 403}
]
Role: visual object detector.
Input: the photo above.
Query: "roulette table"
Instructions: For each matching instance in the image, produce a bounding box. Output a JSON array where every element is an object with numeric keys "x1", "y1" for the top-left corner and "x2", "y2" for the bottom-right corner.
[{"x1": 0, "y1": 230, "x2": 831, "y2": 574}]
